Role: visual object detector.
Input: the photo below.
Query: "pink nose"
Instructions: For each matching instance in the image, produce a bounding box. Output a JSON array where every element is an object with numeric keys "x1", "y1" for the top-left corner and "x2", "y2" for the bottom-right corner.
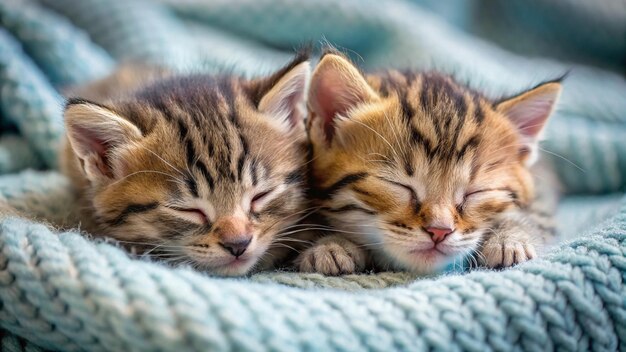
[{"x1": 425, "y1": 227, "x2": 454, "y2": 243}]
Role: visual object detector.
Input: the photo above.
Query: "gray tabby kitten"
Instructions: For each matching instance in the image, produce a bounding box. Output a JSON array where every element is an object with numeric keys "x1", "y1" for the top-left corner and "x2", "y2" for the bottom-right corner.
[{"x1": 60, "y1": 53, "x2": 313, "y2": 276}]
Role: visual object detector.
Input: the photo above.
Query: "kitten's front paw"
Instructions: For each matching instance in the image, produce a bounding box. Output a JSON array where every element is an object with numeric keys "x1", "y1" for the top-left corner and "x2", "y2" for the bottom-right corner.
[
  {"x1": 480, "y1": 238, "x2": 537, "y2": 268},
  {"x1": 297, "y1": 236, "x2": 366, "y2": 275}
]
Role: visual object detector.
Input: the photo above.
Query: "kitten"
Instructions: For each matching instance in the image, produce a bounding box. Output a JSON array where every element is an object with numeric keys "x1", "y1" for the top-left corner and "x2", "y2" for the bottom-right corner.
[
  {"x1": 297, "y1": 52, "x2": 561, "y2": 275},
  {"x1": 61, "y1": 53, "x2": 311, "y2": 276}
]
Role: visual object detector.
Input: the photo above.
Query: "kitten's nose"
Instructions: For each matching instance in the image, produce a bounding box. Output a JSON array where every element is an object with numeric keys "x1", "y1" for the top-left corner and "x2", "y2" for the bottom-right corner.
[
  {"x1": 425, "y1": 227, "x2": 454, "y2": 243},
  {"x1": 213, "y1": 215, "x2": 252, "y2": 258},
  {"x1": 219, "y1": 238, "x2": 252, "y2": 258}
]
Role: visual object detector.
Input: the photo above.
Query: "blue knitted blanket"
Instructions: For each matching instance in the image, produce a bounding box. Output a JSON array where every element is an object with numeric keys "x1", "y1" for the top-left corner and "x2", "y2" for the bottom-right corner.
[{"x1": 1, "y1": 0, "x2": 625, "y2": 351}]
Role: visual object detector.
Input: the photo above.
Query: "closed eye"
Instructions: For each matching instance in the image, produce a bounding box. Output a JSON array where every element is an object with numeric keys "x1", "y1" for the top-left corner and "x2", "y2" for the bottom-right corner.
[
  {"x1": 458, "y1": 188, "x2": 518, "y2": 210},
  {"x1": 464, "y1": 189, "x2": 489, "y2": 198},
  {"x1": 252, "y1": 190, "x2": 272, "y2": 203},
  {"x1": 464, "y1": 188, "x2": 517, "y2": 200},
  {"x1": 251, "y1": 188, "x2": 276, "y2": 212},
  {"x1": 167, "y1": 207, "x2": 208, "y2": 224},
  {"x1": 378, "y1": 178, "x2": 420, "y2": 207}
]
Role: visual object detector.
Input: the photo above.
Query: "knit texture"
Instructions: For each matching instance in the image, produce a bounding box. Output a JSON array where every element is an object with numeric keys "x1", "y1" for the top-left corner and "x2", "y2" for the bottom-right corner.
[{"x1": 0, "y1": 0, "x2": 625, "y2": 351}]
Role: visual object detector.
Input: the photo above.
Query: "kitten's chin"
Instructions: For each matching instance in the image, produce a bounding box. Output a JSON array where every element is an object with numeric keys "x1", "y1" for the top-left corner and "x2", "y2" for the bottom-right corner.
[
  {"x1": 185, "y1": 251, "x2": 260, "y2": 276},
  {"x1": 211, "y1": 258, "x2": 258, "y2": 276},
  {"x1": 381, "y1": 245, "x2": 466, "y2": 275},
  {"x1": 399, "y1": 249, "x2": 451, "y2": 275},
  {"x1": 195, "y1": 256, "x2": 258, "y2": 277}
]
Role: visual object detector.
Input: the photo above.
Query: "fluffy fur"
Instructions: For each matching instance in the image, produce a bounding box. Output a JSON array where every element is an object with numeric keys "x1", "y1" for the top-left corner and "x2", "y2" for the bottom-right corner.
[
  {"x1": 298, "y1": 53, "x2": 561, "y2": 275},
  {"x1": 61, "y1": 53, "x2": 312, "y2": 276}
]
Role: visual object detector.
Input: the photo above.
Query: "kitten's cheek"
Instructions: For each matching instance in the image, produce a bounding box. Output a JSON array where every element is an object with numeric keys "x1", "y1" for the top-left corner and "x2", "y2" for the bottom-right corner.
[{"x1": 459, "y1": 205, "x2": 490, "y2": 224}]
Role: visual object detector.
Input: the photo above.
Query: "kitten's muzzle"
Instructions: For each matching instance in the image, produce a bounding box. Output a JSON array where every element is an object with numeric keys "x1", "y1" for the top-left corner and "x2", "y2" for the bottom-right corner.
[
  {"x1": 212, "y1": 216, "x2": 254, "y2": 258},
  {"x1": 219, "y1": 238, "x2": 251, "y2": 258},
  {"x1": 424, "y1": 226, "x2": 454, "y2": 243}
]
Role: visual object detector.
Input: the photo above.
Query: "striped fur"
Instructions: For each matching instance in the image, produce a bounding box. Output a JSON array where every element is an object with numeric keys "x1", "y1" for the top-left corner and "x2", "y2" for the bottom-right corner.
[
  {"x1": 298, "y1": 53, "x2": 561, "y2": 275},
  {"x1": 61, "y1": 54, "x2": 311, "y2": 276}
]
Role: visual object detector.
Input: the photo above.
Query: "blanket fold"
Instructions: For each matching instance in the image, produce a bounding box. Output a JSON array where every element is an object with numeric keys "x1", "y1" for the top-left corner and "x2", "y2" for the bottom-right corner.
[{"x1": 0, "y1": 209, "x2": 624, "y2": 351}]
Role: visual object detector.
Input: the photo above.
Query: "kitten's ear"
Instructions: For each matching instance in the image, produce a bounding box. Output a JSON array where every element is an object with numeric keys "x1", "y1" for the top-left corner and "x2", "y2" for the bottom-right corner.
[
  {"x1": 64, "y1": 98, "x2": 142, "y2": 181},
  {"x1": 496, "y1": 81, "x2": 562, "y2": 162},
  {"x1": 308, "y1": 53, "x2": 379, "y2": 141},
  {"x1": 251, "y1": 53, "x2": 311, "y2": 132}
]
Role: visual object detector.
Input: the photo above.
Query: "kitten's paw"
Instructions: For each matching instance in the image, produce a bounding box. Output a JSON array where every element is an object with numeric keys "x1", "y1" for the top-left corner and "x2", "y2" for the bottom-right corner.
[
  {"x1": 480, "y1": 239, "x2": 537, "y2": 268},
  {"x1": 297, "y1": 237, "x2": 366, "y2": 275}
]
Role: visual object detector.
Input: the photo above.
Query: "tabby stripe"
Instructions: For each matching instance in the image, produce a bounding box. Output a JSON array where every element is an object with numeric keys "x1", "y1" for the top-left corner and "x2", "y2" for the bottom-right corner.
[
  {"x1": 195, "y1": 160, "x2": 215, "y2": 191},
  {"x1": 352, "y1": 186, "x2": 373, "y2": 197},
  {"x1": 207, "y1": 142, "x2": 215, "y2": 158},
  {"x1": 124, "y1": 107, "x2": 148, "y2": 134},
  {"x1": 456, "y1": 135, "x2": 480, "y2": 161},
  {"x1": 449, "y1": 87, "x2": 467, "y2": 120},
  {"x1": 239, "y1": 133, "x2": 249, "y2": 155},
  {"x1": 379, "y1": 79, "x2": 390, "y2": 96},
  {"x1": 411, "y1": 127, "x2": 435, "y2": 159},
  {"x1": 412, "y1": 198, "x2": 422, "y2": 214},
  {"x1": 230, "y1": 105, "x2": 241, "y2": 127},
  {"x1": 251, "y1": 159, "x2": 259, "y2": 186},
  {"x1": 222, "y1": 132, "x2": 232, "y2": 156},
  {"x1": 389, "y1": 75, "x2": 413, "y2": 121},
  {"x1": 285, "y1": 169, "x2": 304, "y2": 184},
  {"x1": 185, "y1": 177, "x2": 199, "y2": 197},
  {"x1": 399, "y1": 92, "x2": 414, "y2": 122},
  {"x1": 185, "y1": 139, "x2": 196, "y2": 166},
  {"x1": 419, "y1": 78, "x2": 430, "y2": 111},
  {"x1": 318, "y1": 172, "x2": 368, "y2": 199},
  {"x1": 236, "y1": 154, "x2": 245, "y2": 181},
  {"x1": 401, "y1": 70, "x2": 417, "y2": 88},
  {"x1": 389, "y1": 229, "x2": 409, "y2": 237},
  {"x1": 448, "y1": 95, "x2": 468, "y2": 155},
  {"x1": 322, "y1": 204, "x2": 376, "y2": 215},
  {"x1": 220, "y1": 133, "x2": 234, "y2": 179},
  {"x1": 176, "y1": 119, "x2": 189, "y2": 142},
  {"x1": 108, "y1": 202, "x2": 159, "y2": 226},
  {"x1": 472, "y1": 94, "x2": 484, "y2": 124},
  {"x1": 150, "y1": 99, "x2": 176, "y2": 121},
  {"x1": 508, "y1": 191, "x2": 522, "y2": 208},
  {"x1": 404, "y1": 160, "x2": 415, "y2": 176},
  {"x1": 187, "y1": 105, "x2": 203, "y2": 128}
]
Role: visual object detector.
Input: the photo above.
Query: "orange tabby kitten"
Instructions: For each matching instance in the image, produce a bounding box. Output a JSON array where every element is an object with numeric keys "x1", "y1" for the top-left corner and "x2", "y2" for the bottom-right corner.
[
  {"x1": 298, "y1": 52, "x2": 560, "y2": 275},
  {"x1": 61, "y1": 53, "x2": 311, "y2": 276}
]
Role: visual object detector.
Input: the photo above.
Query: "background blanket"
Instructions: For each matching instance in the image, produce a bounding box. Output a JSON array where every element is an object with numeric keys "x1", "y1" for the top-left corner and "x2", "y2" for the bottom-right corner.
[{"x1": 0, "y1": 0, "x2": 625, "y2": 351}]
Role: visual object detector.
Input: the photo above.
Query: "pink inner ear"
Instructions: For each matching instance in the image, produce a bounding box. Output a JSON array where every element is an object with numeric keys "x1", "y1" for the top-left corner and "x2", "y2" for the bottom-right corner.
[
  {"x1": 311, "y1": 74, "x2": 363, "y2": 141},
  {"x1": 313, "y1": 79, "x2": 342, "y2": 139},
  {"x1": 507, "y1": 96, "x2": 555, "y2": 139},
  {"x1": 72, "y1": 125, "x2": 110, "y2": 165}
]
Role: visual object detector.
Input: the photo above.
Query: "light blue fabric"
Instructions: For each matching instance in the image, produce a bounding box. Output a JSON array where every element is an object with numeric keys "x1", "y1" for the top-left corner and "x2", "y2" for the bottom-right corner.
[
  {"x1": 0, "y1": 200, "x2": 625, "y2": 351},
  {"x1": 0, "y1": 0, "x2": 625, "y2": 350}
]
